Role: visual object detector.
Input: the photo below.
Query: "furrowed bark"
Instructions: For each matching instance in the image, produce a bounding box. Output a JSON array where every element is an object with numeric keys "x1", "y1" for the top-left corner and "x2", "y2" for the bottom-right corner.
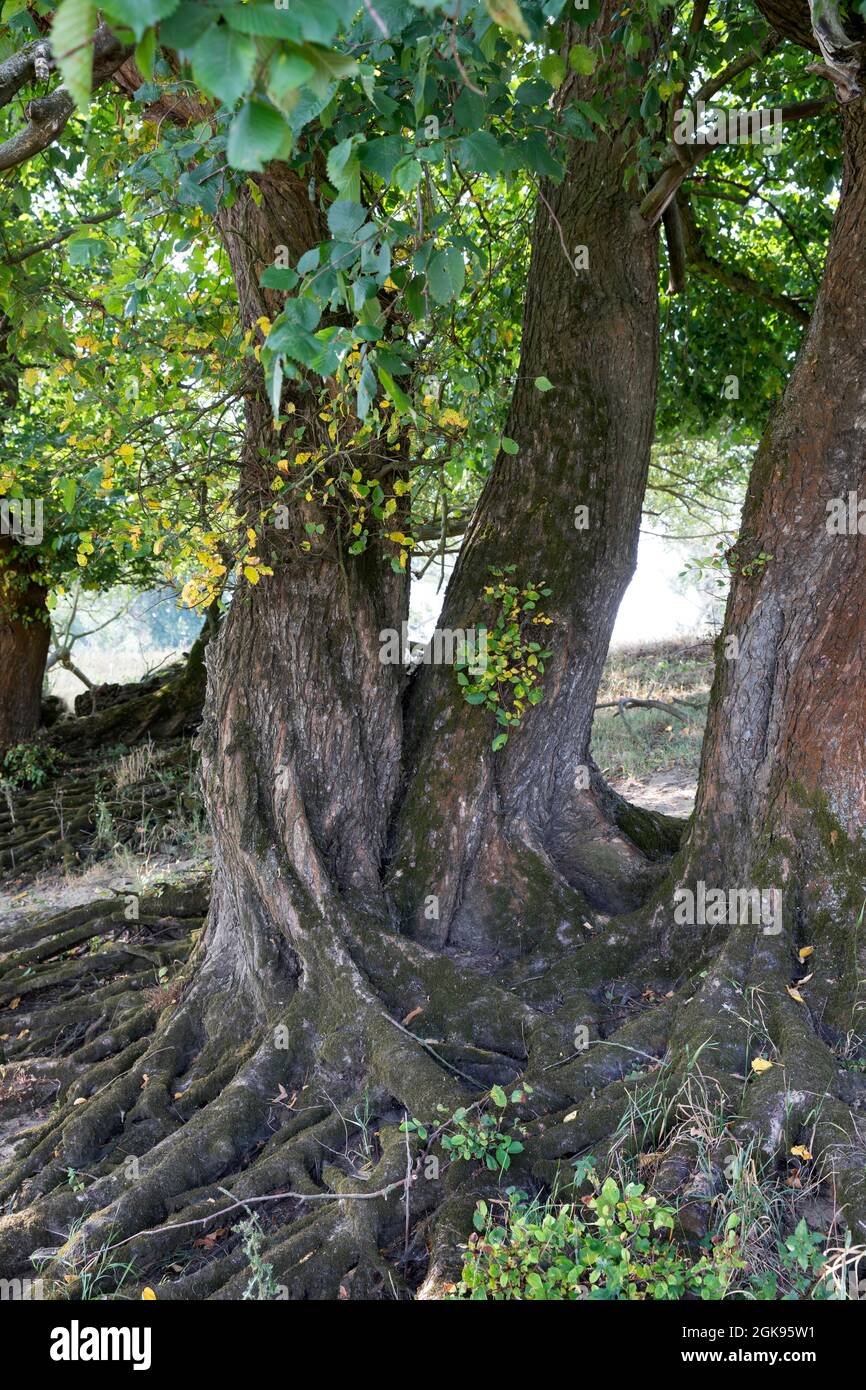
[
  {"x1": 680, "y1": 98, "x2": 866, "y2": 976},
  {"x1": 199, "y1": 166, "x2": 408, "y2": 1022},
  {"x1": 0, "y1": 540, "x2": 50, "y2": 752},
  {"x1": 628, "y1": 97, "x2": 866, "y2": 1236},
  {"x1": 388, "y1": 15, "x2": 670, "y2": 949}
]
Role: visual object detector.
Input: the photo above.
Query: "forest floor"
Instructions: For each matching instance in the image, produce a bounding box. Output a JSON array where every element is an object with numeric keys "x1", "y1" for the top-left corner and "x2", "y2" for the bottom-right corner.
[{"x1": 596, "y1": 637, "x2": 711, "y2": 818}]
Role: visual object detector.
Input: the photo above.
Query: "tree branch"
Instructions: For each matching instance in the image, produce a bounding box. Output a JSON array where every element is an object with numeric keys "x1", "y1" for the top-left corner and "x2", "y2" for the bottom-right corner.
[
  {"x1": 637, "y1": 99, "x2": 833, "y2": 229},
  {"x1": 662, "y1": 197, "x2": 686, "y2": 294},
  {"x1": 0, "y1": 40, "x2": 53, "y2": 108},
  {"x1": 3, "y1": 207, "x2": 120, "y2": 263},
  {"x1": 0, "y1": 25, "x2": 130, "y2": 175}
]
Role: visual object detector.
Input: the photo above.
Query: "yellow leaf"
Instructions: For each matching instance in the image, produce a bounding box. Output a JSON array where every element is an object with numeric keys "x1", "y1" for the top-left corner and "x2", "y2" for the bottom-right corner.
[
  {"x1": 799, "y1": 946, "x2": 813, "y2": 961},
  {"x1": 751, "y1": 1058, "x2": 773, "y2": 1074},
  {"x1": 786, "y1": 986, "x2": 805, "y2": 1004},
  {"x1": 790, "y1": 1145, "x2": 812, "y2": 1161},
  {"x1": 9, "y1": 996, "x2": 20, "y2": 1010},
  {"x1": 564, "y1": 1110, "x2": 578, "y2": 1123},
  {"x1": 243, "y1": 566, "x2": 260, "y2": 585},
  {"x1": 439, "y1": 408, "x2": 468, "y2": 429},
  {"x1": 142, "y1": 1287, "x2": 157, "y2": 1300},
  {"x1": 485, "y1": 0, "x2": 530, "y2": 38}
]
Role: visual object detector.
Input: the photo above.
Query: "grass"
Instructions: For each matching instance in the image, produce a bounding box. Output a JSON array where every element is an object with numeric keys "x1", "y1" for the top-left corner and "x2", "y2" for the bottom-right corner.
[{"x1": 591, "y1": 638, "x2": 713, "y2": 782}]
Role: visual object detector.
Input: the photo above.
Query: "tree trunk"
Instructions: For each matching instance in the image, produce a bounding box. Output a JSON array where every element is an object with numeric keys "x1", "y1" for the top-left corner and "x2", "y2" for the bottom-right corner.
[
  {"x1": 684, "y1": 100, "x2": 866, "y2": 937},
  {"x1": 389, "y1": 61, "x2": 670, "y2": 952},
  {"x1": 0, "y1": 540, "x2": 49, "y2": 751},
  {"x1": 618, "y1": 97, "x2": 866, "y2": 1235}
]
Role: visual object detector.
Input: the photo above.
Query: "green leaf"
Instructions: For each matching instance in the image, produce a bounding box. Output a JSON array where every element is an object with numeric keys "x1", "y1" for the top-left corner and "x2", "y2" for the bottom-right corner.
[
  {"x1": 227, "y1": 101, "x2": 293, "y2": 172},
  {"x1": 327, "y1": 200, "x2": 368, "y2": 241},
  {"x1": 427, "y1": 246, "x2": 465, "y2": 305},
  {"x1": 491, "y1": 732, "x2": 508, "y2": 751},
  {"x1": 51, "y1": 0, "x2": 95, "y2": 113},
  {"x1": 455, "y1": 130, "x2": 503, "y2": 174},
  {"x1": 190, "y1": 24, "x2": 256, "y2": 108},
  {"x1": 359, "y1": 135, "x2": 405, "y2": 183},
  {"x1": 327, "y1": 135, "x2": 364, "y2": 201},
  {"x1": 100, "y1": 0, "x2": 179, "y2": 42},
  {"x1": 501, "y1": 436, "x2": 519, "y2": 455},
  {"x1": 134, "y1": 27, "x2": 156, "y2": 80},
  {"x1": 534, "y1": 376, "x2": 554, "y2": 392},
  {"x1": 61, "y1": 478, "x2": 77, "y2": 514},
  {"x1": 357, "y1": 360, "x2": 377, "y2": 419},
  {"x1": 540, "y1": 53, "x2": 566, "y2": 88},
  {"x1": 259, "y1": 265, "x2": 300, "y2": 291},
  {"x1": 225, "y1": 4, "x2": 304, "y2": 39},
  {"x1": 490, "y1": 1085, "x2": 507, "y2": 1107},
  {"x1": 568, "y1": 43, "x2": 596, "y2": 75},
  {"x1": 392, "y1": 157, "x2": 422, "y2": 194},
  {"x1": 267, "y1": 49, "x2": 317, "y2": 110},
  {"x1": 376, "y1": 366, "x2": 412, "y2": 414}
]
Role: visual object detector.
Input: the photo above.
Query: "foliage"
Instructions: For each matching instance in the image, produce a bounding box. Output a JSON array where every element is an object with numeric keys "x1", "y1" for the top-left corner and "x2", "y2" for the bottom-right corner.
[
  {"x1": 0, "y1": 0, "x2": 843, "y2": 622},
  {"x1": 0, "y1": 739, "x2": 62, "y2": 789},
  {"x1": 401, "y1": 1083, "x2": 532, "y2": 1176},
  {"x1": 450, "y1": 1174, "x2": 737, "y2": 1300},
  {"x1": 237, "y1": 1214, "x2": 284, "y2": 1301},
  {"x1": 449, "y1": 1173, "x2": 851, "y2": 1301},
  {"x1": 456, "y1": 566, "x2": 552, "y2": 750}
]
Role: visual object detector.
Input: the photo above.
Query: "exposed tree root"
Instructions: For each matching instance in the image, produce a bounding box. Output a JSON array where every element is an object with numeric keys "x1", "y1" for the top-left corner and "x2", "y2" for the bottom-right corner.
[
  {"x1": 2, "y1": 855, "x2": 864, "y2": 1300},
  {"x1": 0, "y1": 739, "x2": 200, "y2": 878}
]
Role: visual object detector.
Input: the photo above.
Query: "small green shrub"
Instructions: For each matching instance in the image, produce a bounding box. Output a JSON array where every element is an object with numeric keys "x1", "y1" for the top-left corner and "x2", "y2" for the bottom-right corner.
[
  {"x1": 449, "y1": 1167, "x2": 849, "y2": 1301},
  {"x1": 402, "y1": 1084, "x2": 531, "y2": 1177},
  {"x1": 1, "y1": 740, "x2": 61, "y2": 790},
  {"x1": 237, "y1": 1215, "x2": 284, "y2": 1300},
  {"x1": 450, "y1": 1175, "x2": 737, "y2": 1301}
]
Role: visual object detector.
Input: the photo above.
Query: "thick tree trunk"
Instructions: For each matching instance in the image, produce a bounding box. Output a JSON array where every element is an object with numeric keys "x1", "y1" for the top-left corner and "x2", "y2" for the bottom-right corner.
[
  {"x1": 389, "y1": 63, "x2": 669, "y2": 950},
  {"x1": 0, "y1": 13, "x2": 682, "y2": 1296},
  {"x1": 0, "y1": 541, "x2": 49, "y2": 751},
  {"x1": 678, "y1": 101, "x2": 866, "y2": 988},
  {"x1": 614, "y1": 98, "x2": 866, "y2": 1235}
]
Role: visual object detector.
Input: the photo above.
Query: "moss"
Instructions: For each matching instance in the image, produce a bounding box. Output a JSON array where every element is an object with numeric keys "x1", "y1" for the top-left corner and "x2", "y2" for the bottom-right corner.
[{"x1": 614, "y1": 797, "x2": 686, "y2": 860}]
